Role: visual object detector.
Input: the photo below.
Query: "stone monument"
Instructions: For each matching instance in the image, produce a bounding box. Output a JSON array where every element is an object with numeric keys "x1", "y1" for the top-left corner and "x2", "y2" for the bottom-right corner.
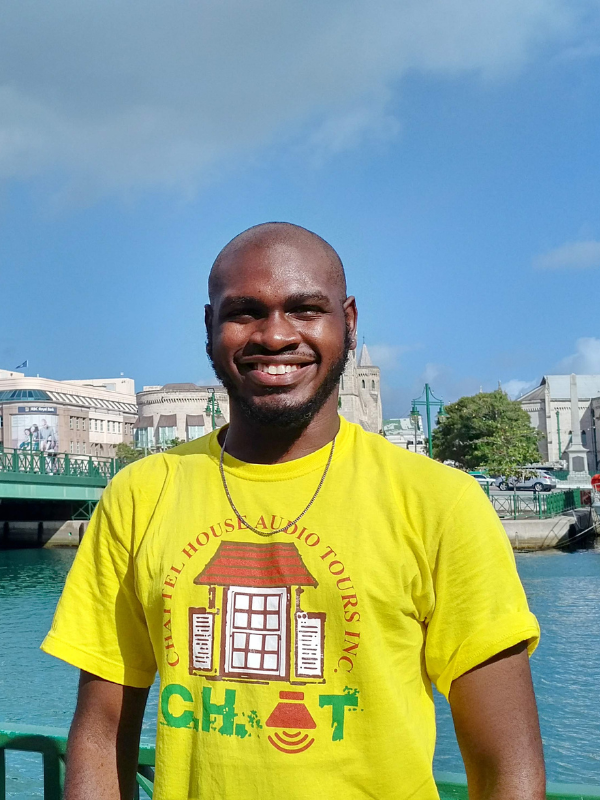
[{"x1": 564, "y1": 373, "x2": 591, "y2": 486}]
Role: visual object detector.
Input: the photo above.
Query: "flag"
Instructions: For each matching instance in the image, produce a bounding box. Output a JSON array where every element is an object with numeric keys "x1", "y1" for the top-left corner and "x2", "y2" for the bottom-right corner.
[{"x1": 15, "y1": 360, "x2": 28, "y2": 370}]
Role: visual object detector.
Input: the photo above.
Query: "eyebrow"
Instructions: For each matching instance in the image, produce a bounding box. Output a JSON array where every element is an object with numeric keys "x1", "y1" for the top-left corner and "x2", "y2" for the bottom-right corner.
[{"x1": 220, "y1": 292, "x2": 333, "y2": 308}]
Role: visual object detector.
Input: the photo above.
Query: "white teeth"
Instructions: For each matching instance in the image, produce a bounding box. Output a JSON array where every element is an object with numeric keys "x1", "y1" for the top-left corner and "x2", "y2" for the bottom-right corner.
[{"x1": 255, "y1": 363, "x2": 301, "y2": 374}]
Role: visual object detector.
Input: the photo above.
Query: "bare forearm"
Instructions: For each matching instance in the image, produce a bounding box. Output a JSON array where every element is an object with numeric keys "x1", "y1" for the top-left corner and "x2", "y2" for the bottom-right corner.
[
  {"x1": 449, "y1": 643, "x2": 545, "y2": 800},
  {"x1": 64, "y1": 715, "x2": 141, "y2": 800},
  {"x1": 65, "y1": 672, "x2": 148, "y2": 800}
]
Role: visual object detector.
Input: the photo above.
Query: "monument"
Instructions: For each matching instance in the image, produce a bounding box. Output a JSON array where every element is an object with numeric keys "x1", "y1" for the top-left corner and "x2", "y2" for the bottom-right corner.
[{"x1": 564, "y1": 373, "x2": 591, "y2": 486}]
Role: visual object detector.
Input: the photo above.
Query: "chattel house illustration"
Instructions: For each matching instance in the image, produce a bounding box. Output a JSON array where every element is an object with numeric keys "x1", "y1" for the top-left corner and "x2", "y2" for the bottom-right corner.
[{"x1": 189, "y1": 541, "x2": 326, "y2": 684}]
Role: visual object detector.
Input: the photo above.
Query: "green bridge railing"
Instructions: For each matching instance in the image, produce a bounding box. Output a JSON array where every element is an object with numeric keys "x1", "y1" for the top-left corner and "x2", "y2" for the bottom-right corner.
[
  {"x1": 2, "y1": 725, "x2": 600, "y2": 799},
  {"x1": 0, "y1": 725, "x2": 154, "y2": 799},
  {"x1": 489, "y1": 489, "x2": 583, "y2": 520},
  {"x1": 0, "y1": 449, "x2": 124, "y2": 483}
]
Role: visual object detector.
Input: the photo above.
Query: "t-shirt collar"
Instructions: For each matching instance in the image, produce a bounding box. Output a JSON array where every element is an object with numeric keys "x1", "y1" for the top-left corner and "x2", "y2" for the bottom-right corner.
[{"x1": 208, "y1": 415, "x2": 351, "y2": 482}]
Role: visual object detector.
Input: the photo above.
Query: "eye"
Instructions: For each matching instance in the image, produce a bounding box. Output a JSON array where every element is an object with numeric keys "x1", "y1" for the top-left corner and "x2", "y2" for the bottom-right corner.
[
  {"x1": 290, "y1": 305, "x2": 325, "y2": 318},
  {"x1": 225, "y1": 307, "x2": 261, "y2": 321}
]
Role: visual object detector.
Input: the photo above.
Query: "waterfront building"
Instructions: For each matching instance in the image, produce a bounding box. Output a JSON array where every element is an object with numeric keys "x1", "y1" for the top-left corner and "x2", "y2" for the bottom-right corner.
[
  {"x1": 338, "y1": 343, "x2": 383, "y2": 434},
  {"x1": 382, "y1": 416, "x2": 426, "y2": 454},
  {"x1": 135, "y1": 383, "x2": 229, "y2": 448},
  {"x1": 519, "y1": 374, "x2": 600, "y2": 472},
  {"x1": 0, "y1": 370, "x2": 137, "y2": 457}
]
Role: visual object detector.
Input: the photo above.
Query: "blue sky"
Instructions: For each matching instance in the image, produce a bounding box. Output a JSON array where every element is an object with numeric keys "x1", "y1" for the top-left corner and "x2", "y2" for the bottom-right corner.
[{"x1": 2, "y1": 1, "x2": 600, "y2": 417}]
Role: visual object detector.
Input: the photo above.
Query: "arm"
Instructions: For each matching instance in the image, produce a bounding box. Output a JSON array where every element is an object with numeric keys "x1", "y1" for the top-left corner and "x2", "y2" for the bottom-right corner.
[
  {"x1": 64, "y1": 671, "x2": 149, "y2": 800},
  {"x1": 448, "y1": 642, "x2": 545, "y2": 800}
]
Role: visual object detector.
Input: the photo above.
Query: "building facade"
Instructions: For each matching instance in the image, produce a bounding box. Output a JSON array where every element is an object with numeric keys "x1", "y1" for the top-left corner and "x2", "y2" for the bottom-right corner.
[
  {"x1": 382, "y1": 417, "x2": 426, "y2": 454},
  {"x1": 338, "y1": 343, "x2": 383, "y2": 434},
  {"x1": 135, "y1": 383, "x2": 230, "y2": 448},
  {"x1": 519, "y1": 374, "x2": 600, "y2": 472},
  {"x1": 0, "y1": 369, "x2": 137, "y2": 457}
]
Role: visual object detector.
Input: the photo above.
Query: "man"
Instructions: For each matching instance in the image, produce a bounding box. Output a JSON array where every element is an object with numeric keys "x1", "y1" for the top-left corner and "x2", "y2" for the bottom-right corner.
[
  {"x1": 42, "y1": 222, "x2": 545, "y2": 800},
  {"x1": 39, "y1": 418, "x2": 58, "y2": 453}
]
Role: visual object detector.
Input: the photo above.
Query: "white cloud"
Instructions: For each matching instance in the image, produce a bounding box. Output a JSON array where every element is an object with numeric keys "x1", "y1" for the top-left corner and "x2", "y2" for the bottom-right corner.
[
  {"x1": 502, "y1": 379, "x2": 536, "y2": 399},
  {"x1": 533, "y1": 240, "x2": 600, "y2": 270},
  {"x1": 556, "y1": 337, "x2": 600, "y2": 373},
  {"x1": 0, "y1": 0, "x2": 590, "y2": 197},
  {"x1": 368, "y1": 343, "x2": 416, "y2": 370}
]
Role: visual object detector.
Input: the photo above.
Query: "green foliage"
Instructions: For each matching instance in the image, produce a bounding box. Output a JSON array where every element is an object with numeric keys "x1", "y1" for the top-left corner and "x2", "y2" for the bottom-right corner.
[
  {"x1": 432, "y1": 390, "x2": 541, "y2": 476},
  {"x1": 167, "y1": 437, "x2": 186, "y2": 449},
  {"x1": 115, "y1": 441, "x2": 145, "y2": 464}
]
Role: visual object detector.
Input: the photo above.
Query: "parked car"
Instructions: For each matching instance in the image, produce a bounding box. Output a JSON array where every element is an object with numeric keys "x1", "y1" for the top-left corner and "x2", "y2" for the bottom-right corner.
[
  {"x1": 495, "y1": 471, "x2": 557, "y2": 492},
  {"x1": 468, "y1": 471, "x2": 497, "y2": 488}
]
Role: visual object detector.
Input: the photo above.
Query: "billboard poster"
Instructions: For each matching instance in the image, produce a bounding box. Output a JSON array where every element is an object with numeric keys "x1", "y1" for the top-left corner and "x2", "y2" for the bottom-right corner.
[{"x1": 11, "y1": 411, "x2": 59, "y2": 453}]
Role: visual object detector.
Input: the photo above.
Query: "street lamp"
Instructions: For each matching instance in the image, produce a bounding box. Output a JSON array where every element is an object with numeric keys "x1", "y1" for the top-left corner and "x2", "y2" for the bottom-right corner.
[
  {"x1": 411, "y1": 384, "x2": 446, "y2": 458},
  {"x1": 205, "y1": 389, "x2": 222, "y2": 432},
  {"x1": 410, "y1": 405, "x2": 421, "y2": 453}
]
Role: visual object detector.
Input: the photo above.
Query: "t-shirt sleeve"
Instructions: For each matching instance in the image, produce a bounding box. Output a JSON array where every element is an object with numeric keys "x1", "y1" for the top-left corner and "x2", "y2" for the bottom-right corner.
[
  {"x1": 424, "y1": 479, "x2": 540, "y2": 699},
  {"x1": 40, "y1": 465, "x2": 158, "y2": 688}
]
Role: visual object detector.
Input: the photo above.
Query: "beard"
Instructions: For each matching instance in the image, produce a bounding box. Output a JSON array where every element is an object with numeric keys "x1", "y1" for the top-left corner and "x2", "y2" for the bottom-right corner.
[{"x1": 207, "y1": 327, "x2": 352, "y2": 430}]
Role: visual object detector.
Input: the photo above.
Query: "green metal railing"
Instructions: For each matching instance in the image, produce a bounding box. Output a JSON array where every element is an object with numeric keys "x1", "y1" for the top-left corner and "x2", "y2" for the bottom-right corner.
[
  {"x1": 2, "y1": 725, "x2": 600, "y2": 800},
  {"x1": 0, "y1": 449, "x2": 123, "y2": 483},
  {"x1": 0, "y1": 725, "x2": 154, "y2": 799},
  {"x1": 490, "y1": 489, "x2": 583, "y2": 520}
]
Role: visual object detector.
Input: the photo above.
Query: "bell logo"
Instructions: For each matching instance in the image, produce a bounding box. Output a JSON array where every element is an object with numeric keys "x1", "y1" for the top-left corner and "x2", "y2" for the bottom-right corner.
[{"x1": 265, "y1": 691, "x2": 316, "y2": 753}]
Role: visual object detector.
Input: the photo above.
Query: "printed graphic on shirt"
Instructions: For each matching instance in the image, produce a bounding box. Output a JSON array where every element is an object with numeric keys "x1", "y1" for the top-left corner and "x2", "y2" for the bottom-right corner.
[
  {"x1": 159, "y1": 530, "x2": 364, "y2": 752},
  {"x1": 160, "y1": 682, "x2": 361, "y2": 752},
  {"x1": 189, "y1": 542, "x2": 326, "y2": 683}
]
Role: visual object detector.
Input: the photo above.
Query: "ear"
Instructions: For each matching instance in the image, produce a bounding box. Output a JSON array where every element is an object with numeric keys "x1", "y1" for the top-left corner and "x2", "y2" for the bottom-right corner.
[
  {"x1": 343, "y1": 296, "x2": 358, "y2": 350},
  {"x1": 204, "y1": 304, "x2": 213, "y2": 333}
]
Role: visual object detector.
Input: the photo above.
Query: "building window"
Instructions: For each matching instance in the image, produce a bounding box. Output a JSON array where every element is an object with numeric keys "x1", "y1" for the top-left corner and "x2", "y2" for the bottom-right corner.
[
  {"x1": 100, "y1": 420, "x2": 104, "y2": 432},
  {"x1": 70, "y1": 442, "x2": 74, "y2": 453},
  {"x1": 75, "y1": 418, "x2": 80, "y2": 430},
  {"x1": 371, "y1": 380, "x2": 375, "y2": 390},
  {"x1": 361, "y1": 380, "x2": 366, "y2": 388},
  {"x1": 82, "y1": 442, "x2": 86, "y2": 454},
  {"x1": 69, "y1": 417, "x2": 73, "y2": 430},
  {"x1": 187, "y1": 425, "x2": 205, "y2": 442},
  {"x1": 94, "y1": 419, "x2": 98, "y2": 431},
  {"x1": 135, "y1": 427, "x2": 155, "y2": 449},
  {"x1": 582, "y1": 430, "x2": 587, "y2": 446},
  {"x1": 82, "y1": 419, "x2": 86, "y2": 431},
  {"x1": 158, "y1": 426, "x2": 176, "y2": 446},
  {"x1": 76, "y1": 442, "x2": 80, "y2": 454}
]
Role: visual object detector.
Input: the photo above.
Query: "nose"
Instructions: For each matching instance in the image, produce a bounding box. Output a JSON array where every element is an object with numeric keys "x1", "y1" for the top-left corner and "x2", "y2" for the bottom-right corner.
[{"x1": 249, "y1": 310, "x2": 302, "y2": 351}]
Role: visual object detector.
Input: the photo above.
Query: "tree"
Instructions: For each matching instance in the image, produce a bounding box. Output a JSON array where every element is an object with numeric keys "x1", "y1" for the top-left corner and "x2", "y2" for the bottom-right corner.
[
  {"x1": 115, "y1": 441, "x2": 145, "y2": 465},
  {"x1": 432, "y1": 390, "x2": 541, "y2": 475}
]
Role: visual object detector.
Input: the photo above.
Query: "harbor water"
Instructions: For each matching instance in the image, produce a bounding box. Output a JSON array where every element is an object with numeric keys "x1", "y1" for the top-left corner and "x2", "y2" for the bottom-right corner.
[{"x1": 1, "y1": 545, "x2": 599, "y2": 796}]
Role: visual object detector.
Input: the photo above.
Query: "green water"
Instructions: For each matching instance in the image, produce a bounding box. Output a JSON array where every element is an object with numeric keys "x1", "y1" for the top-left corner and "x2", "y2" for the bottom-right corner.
[{"x1": 1, "y1": 546, "x2": 599, "y2": 795}]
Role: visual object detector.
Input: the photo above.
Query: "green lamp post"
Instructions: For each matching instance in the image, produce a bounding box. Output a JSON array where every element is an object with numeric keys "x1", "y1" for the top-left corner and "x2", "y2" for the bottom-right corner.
[
  {"x1": 410, "y1": 384, "x2": 447, "y2": 458},
  {"x1": 205, "y1": 389, "x2": 222, "y2": 432}
]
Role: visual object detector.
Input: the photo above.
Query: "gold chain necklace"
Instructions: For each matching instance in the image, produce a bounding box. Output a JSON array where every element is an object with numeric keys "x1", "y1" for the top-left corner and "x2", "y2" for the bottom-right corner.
[{"x1": 218, "y1": 432, "x2": 336, "y2": 537}]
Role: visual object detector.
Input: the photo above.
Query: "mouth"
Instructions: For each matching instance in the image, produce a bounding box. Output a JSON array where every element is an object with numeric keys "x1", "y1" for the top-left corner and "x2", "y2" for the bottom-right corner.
[{"x1": 238, "y1": 360, "x2": 316, "y2": 387}]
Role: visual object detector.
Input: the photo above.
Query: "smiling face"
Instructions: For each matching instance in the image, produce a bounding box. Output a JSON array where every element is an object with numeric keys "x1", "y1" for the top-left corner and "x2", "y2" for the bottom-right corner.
[{"x1": 206, "y1": 231, "x2": 357, "y2": 429}]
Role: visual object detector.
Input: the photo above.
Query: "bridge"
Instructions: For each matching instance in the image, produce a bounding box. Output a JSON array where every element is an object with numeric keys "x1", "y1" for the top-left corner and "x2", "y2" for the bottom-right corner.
[
  {"x1": 0, "y1": 449, "x2": 124, "y2": 547},
  {"x1": 0, "y1": 449, "x2": 122, "y2": 502}
]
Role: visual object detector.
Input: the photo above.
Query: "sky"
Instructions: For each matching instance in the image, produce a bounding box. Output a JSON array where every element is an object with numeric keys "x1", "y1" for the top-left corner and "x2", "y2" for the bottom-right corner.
[{"x1": 2, "y1": 0, "x2": 600, "y2": 418}]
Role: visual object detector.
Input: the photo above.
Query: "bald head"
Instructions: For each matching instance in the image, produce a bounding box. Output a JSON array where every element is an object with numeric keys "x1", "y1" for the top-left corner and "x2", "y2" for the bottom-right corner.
[{"x1": 208, "y1": 222, "x2": 347, "y2": 303}]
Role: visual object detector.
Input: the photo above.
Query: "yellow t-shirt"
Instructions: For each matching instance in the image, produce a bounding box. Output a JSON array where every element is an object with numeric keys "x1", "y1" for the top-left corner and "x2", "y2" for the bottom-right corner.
[{"x1": 42, "y1": 417, "x2": 539, "y2": 800}]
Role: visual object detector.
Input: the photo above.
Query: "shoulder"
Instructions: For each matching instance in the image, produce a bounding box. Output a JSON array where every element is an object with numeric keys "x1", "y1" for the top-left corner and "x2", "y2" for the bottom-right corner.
[
  {"x1": 107, "y1": 430, "x2": 217, "y2": 498},
  {"x1": 349, "y1": 422, "x2": 476, "y2": 497}
]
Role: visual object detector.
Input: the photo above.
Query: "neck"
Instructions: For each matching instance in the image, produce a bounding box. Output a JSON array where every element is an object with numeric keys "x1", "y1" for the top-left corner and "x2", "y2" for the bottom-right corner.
[{"x1": 219, "y1": 394, "x2": 340, "y2": 464}]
